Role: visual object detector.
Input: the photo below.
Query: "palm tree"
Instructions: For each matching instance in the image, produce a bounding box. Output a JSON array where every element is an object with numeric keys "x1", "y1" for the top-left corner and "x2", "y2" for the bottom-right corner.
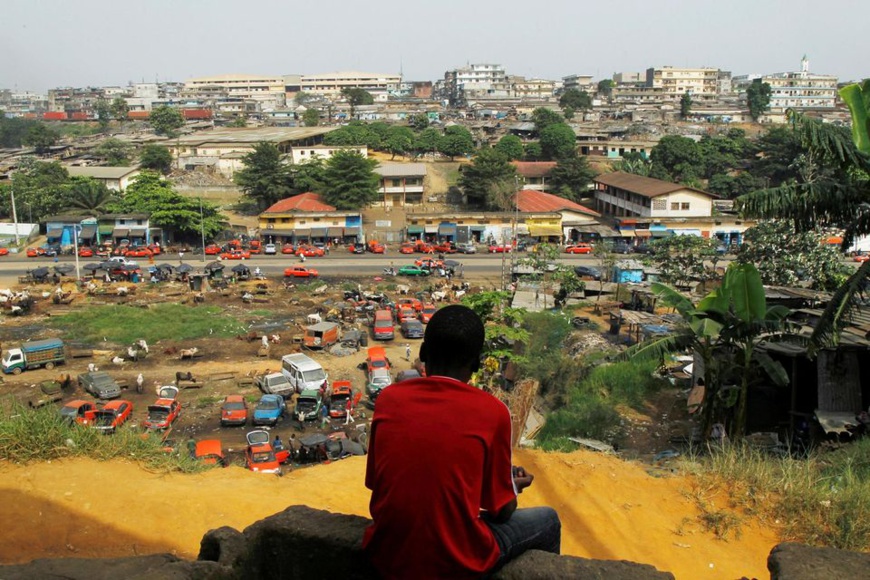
[{"x1": 65, "y1": 177, "x2": 119, "y2": 215}]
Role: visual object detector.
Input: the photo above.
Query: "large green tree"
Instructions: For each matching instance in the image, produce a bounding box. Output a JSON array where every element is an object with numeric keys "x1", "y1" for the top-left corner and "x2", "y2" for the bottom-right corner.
[
  {"x1": 437, "y1": 125, "x2": 474, "y2": 160},
  {"x1": 746, "y1": 80, "x2": 772, "y2": 122},
  {"x1": 94, "y1": 138, "x2": 133, "y2": 166},
  {"x1": 649, "y1": 135, "x2": 704, "y2": 183},
  {"x1": 531, "y1": 108, "x2": 564, "y2": 133},
  {"x1": 538, "y1": 123, "x2": 576, "y2": 160},
  {"x1": 680, "y1": 91, "x2": 693, "y2": 119},
  {"x1": 110, "y1": 97, "x2": 129, "y2": 122},
  {"x1": 494, "y1": 134, "x2": 524, "y2": 161},
  {"x1": 597, "y1": 79, "x2": 614, "y2": 99},
  {"x1": 2, "y1": 160, "x2": 72, "y2": 221},
  {"x1": 0, "y1": 115, "x2": 40, "y2": 148},
  {"x1": 559, "y1": 89, "x2": 592, "y2": 119},
  {"x1": 321, "y1": 150, "x2": 379, "y2": 210},
  {"x1": 302, "y1": 108, "x2": 320, "y2": 127},
  {"x1": 94, "y1": 99, "x2": 112, "y2": 131},
  {"x1": 459, "y1": 148, "x2": 517, "y2": 209},
  {"x1": 385, "y1": 126, "x2": 415, "y2": 160},
  {"x1": 409, "y1": 113, "x2": 430, "y2": 131},
  {"x1": 22, "y1": 123, "x2": 60, "y2": 154},
  {"x1": 414, "y1": 127, "x2": 441, "y2": 158},
  {"x1": 149, "y1": 106, "x2": 185, "y2": 137},
  {"x1": 342, "y1": 88, "x2": 374, "y2": 120},
  {"x1": 547, "y1": 156, "x2": 596, "y2": 200},
  {"x1": 647, "y1": 235, "x2": 721, "y2": 289},
  {"x1": 110, "y1": 171, "x2": 225, "y2": 240},
  {"x1": 139, "y1": 144, "x2": 173, "y2": 174},
  {"x1": 233, "y1": 142, "x2": 294, "y2": 209}
]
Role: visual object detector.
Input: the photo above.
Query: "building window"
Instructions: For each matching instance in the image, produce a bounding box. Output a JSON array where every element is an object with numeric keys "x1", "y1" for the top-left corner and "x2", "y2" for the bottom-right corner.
[
  {"x1": 653, "y1": 199, "x2": 666, "y2": 211},
  {"x1": 671, "y1": 202, "x2": 680, "y2": 211},
  {"x1": 392, "y1": 179, "x2": 402, "y2": 187},
  {"x1": 681, "y1": 202, "x2": 690, "y2": 210}
]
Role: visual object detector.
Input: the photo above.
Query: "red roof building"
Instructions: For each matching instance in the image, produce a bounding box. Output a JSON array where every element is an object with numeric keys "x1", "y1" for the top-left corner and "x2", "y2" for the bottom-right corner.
[
  {"x1": 511, "y1": 161, "x2": 557, "y2": 191},
  {"x1": 263, "y1": 193, "x2": 335, "y2": 213},
  {"x1": 514, "y1": 189, "x2": 600, "y2": 217}
]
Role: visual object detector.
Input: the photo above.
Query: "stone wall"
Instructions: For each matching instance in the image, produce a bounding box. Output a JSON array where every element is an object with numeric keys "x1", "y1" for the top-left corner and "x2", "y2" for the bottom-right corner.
[{"x1": 4, "y1": 506, "x2": 869, "y2": 579}]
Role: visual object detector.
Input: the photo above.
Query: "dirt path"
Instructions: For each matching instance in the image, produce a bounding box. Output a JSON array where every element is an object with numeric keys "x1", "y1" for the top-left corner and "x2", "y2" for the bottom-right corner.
[{"x1": 0, "y1": 450, "x2": 778, "y2": 578}]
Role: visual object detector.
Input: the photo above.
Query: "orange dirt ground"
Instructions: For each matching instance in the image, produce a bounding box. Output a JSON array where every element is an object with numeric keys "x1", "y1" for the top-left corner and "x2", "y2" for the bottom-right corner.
[{"x1": 0, "y1": 450, "x2": 779, "y2": 579}]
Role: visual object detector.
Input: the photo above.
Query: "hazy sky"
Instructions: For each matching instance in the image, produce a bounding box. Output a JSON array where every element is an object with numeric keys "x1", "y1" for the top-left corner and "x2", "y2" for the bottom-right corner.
[{"x1": 3, "y1": 0, "x2": 867, "y2": 93}]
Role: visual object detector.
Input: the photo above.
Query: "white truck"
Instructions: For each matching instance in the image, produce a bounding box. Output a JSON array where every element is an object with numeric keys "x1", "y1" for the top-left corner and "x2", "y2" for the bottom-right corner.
[{"x1": 254, "y1": 372, "x2": 294, "y2": 397}]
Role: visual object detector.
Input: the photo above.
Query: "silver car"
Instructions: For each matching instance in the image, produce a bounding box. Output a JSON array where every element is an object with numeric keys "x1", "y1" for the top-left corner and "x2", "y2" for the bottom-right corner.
[
  {"x1": 456, "y1": 242, "x2": 477, "y2": 254},
  {"x1": 263, "y1": 243, "x2": 277, "y2": 255}
]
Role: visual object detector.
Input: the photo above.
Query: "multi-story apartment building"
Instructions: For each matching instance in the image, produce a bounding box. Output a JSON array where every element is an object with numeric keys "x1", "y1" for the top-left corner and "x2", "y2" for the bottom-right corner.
[
  {"x1": 509, "y1": 76, "x2": 556, "y2": 100},
  {"x1": 613, "y1": 72, "x2": 643, "y2": 84},
  {"x1": 561, "y1": 74, "x2": 595, "y2": 93},
  {"x1": 183, "y1": 74, "x2": 287, "y2": 109},
  {"x1": 645, "y1": 66, "x2": 723, "y2": 102},
  {"x1": 299, "y1": 71, "x2": 402, "y2": 100},
  {"x1": 440, "y1": 63, "x2": 509, "y2": 105},
  {"x1": 762, "y1": 56, "x2": 838, "y2": 110}
]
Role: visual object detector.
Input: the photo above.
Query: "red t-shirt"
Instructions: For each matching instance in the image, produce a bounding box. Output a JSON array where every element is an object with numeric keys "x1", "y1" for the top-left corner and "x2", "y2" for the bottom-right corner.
[{"x1": 363, "y1": 376, "x2": 516, "y2": 579}]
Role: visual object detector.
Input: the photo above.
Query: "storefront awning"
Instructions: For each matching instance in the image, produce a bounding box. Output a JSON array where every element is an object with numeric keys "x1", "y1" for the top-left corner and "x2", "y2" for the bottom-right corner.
[
  {"x1": 293, "y1": 228, "x2": 310, "y2": 238},
  {"x1": 619, "y1": 230, "x2": 636, "y2": 237},
  {"x1": 129, "y1": 228, "x2": 147, "y2": 238},
  {"x1": 310, "y1": 227, "x2": 327, "y2": 238},
  {"x1": 527, "y1": 224, "x2": 563, "y2": 237},
  {"x1": 46, "y1": 227, "x2": 64, "y2": 239},
  {"x1": 407, "y1": 226, "x2": 424, "y2": 235},
  {"x1": 470, "y1": 226, "x2": 486, "y2": 232},
  {"x1": 326, "y1": 227, "x2": 343, "y2": 238},
  {"x1": 516, "y1": 224, "x2": 530, "y2": 235},
  {"x1": 264, "y1": 229, "x2": 295, "y2": 237},
  {"x1": 634, "y1": 230, "x2": 652, "y2": 237},
  {"x1": 112, "y1": 228, "x2": 129, "y2": 238},
  {"x1": 424, "y1": 225, "x2": 438, "y2": 234},
  {"x1": 437, "y1": 224, "x2": 457, "y2": 236},
  {"x1": 672, "y1": 229, "x2": 702, "y2": 237},
  {"x1": 98, "y1": 225, "x2": 114, "y2": 236},
  {"x1": 573, "y1": 224, "x2": 621, "y2": 237},
  {"x1": 79, "y1": 225, "x2": 97, "y2": 239}
]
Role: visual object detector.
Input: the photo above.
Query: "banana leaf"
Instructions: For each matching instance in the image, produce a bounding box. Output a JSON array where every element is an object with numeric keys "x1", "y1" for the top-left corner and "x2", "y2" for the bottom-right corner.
[{"x1": 839, "y1": 79, "x2": 870, "y2": 155}]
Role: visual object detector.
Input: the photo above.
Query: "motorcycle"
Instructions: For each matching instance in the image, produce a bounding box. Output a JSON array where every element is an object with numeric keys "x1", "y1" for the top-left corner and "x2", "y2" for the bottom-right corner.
[{"x1": 382, "y1": 267, "x2": 397, "y2": 277}]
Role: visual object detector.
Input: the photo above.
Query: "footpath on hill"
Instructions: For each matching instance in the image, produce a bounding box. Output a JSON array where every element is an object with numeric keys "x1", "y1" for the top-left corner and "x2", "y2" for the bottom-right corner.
[{"x1": 0, "y1": 449, "x2": 779, "y2": 579}]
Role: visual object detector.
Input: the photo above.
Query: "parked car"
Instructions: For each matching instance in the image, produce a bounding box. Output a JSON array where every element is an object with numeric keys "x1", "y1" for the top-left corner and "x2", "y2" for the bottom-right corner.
[
  {"x1": 399, "y1": 243, "x2": 415, "y2": 254},
  {"x1": 221, "y1": 249, "x2": 250, "y2": 260},
  {"x1": 77, "y1": 371, "x2": 121, "y2": 400},
  {"x1": 366, "y1": 346, "x2": 391, "y2": 379},
  {"x1": 294, "y1": 389, "x2": 322, "y2": 421},
  {"x1": 284, "y1": 266, "x2": 319, "y2": 278},
  {"x1": 574, "y1": 265, "x2": 602, "y2": 280},
  {"x1": 349, "y1": 243, "x2": 366, "y2": 254},
  {"x1": 611, "y1": 241, "x2": 632, "y2": 254},
  {"x1": 263, "y1": 243, "x2": 277, "y2": 255},
  {"x1": 395, "y1": 369, "x2": 422, "y2": 383},
  {"x1": 195, "y1": 440, "x2": 228, "y2": 467},
  {"x1": 414, "y1": 257, "x2": 444, "y2": 269},
  {"x1": 455, "y1": 242, "x2": 477, "y2": 254},
  {"x1": 565, "y1": 243, "x2": 593, "y2": 254},
  {"x1": 401, "y1": 319, "x2": 425, "y2": 339},
  {"x1": 281, "y1": 243, "x2": 297, "y2": 254},
  {"x1": 397, "y1": 298, "x2": 423, "y2": 312},
  {"x1": 245, "y1": 430, "x2": 282, "y2": 474},
  {"x1": 432, "y1": 241, "x2": 456, "y2": 254},
  {"x1": 366, "y1": 368, "x2": 393, "y2": 401},
  {"x1": 488, "y1": 244, "x2": 512, "y2": 253},
  {"x1": 92, "y1": 400, "x2": 133, "y2": 434},
  {"x1": 204, "y1": 244, "x2": 222, "y2": 255},
  {"x1": 125, "y1": 247, "x2": 153, "y2": 258},
  {"x1": 367, "y1": 241, "x2": 385, "y2": 254},
  {"x1": 329, "y1": 381, "x2": 353, "y2": 419},
  {"x1": 60, "y1": 400, "x2": 98, "y2": 425},
  {"x1": 220, "y1": 394, "x2": 248, "y2": 426},
  {"x1": 253, "y1": 394, "x2": 285, "y2": 426},
  {"x1": 144, "y1": 386, "x2": 181, "y2": 430},
  {"x1": 633, "y1": 243, "x2": 654, "y2": 255},
  {"x1": 78, "y1": 246, "x2": 94, "y2": 258},
  {"x1": 419, "y1": 303, "x2": 437, "y2": 324},
  {"x1": 398, "y1": 265, "x2": 430, "y2": 276},
  {"x1": 397, "y1": 305, "x2": 417, "y2": 322},
  {"x1": 297, "y1": 245, "x2": 324, "y2": 257}
]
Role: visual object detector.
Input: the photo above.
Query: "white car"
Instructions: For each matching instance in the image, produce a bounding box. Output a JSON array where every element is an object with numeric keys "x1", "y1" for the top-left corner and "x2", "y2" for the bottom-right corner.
[
  {"x1": 456, "y1": 243, "x2": 477, "y2": 254},
  {"x1": 263, "y1": 243, "x2": 277, "y2": 255}
]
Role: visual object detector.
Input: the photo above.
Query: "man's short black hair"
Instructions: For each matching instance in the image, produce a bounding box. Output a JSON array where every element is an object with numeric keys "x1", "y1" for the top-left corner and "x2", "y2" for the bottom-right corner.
[{"x1": 421, "y1": 304, "x2": 485, "y2": 370}]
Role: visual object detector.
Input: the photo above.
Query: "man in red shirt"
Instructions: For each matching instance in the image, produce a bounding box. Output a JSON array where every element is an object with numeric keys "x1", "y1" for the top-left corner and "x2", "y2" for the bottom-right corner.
[{"x1": 363, "y1": 305, "x2": 560, "y2": 579}]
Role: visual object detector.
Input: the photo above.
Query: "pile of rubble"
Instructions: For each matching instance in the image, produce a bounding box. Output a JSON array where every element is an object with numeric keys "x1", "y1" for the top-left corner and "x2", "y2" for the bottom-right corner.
[{"x1": 566, "y1": 330, "x2": 616, "y2": 358}]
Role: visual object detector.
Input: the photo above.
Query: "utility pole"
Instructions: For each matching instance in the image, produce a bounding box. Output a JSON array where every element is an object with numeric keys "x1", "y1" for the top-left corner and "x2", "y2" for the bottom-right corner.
[
  {"x1": 199, "y1": 197, "x2": 206, "y2": 262},
  {"x1": 10, "y1": 175, "x2": 20, "y2": 246}
]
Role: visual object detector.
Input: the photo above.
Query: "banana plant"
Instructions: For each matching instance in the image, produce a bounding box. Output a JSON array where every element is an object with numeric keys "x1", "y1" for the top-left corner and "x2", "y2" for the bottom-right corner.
[{"x1": 839, "y1": 79, "x2": 870, "y2": 155}]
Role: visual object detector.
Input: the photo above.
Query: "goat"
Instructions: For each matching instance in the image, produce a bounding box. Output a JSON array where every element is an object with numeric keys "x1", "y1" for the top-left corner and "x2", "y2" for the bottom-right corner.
[
  {"x1": 180, "y1": 347, "x2": 199, "y2": 360},
  {"x1": 270, "y1": 334, "x2": 281, "y2": 344},
  {"x1": 111, "y1": 356, "x2": 126, "y2": 365},
  {"x1": 136, "y1": 339, "x2": 149, "y2": 354},
  {"x1": 116, "y1": 286, "x2": 129, "y2": 297},
  {"x1": 127, "y1": 346, "x2": 138, "y2": 361}
]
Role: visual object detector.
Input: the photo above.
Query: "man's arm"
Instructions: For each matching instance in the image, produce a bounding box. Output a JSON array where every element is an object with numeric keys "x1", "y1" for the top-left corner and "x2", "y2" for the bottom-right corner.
[{"x1": 492, "y1": 466, "x2": 534, "y2": 522}]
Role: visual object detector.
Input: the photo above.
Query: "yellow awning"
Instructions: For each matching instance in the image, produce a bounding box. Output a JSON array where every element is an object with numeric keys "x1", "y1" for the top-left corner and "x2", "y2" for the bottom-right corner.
[{"x1": 527, "y1": 224, "x2": 563, "y2": 237}]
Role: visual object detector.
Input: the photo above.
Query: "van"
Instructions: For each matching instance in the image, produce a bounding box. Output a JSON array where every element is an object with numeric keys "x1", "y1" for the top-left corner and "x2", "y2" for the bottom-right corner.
[
  {"x1": 281, "y1": 353, "x2": 328, "y2": 394},
  {"x1": 303, "y1": 321, "x2": 340, "y2": 349},
  {"x1": 372, "y1": 309, "x2": 395, "y2": 341}
]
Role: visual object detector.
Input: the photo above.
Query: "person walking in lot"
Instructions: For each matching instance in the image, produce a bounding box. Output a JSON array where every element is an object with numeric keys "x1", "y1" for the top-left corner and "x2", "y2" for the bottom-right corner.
[
  {"x1": 321, "y1": 402, "x2": 330, "y2": 429},
  {"x1": 345, "y1": 397, "x2": 355, "y2": 425},
  {"x1": 405, "y1": 344, "x2": 412, "y2": 361},
  {"x1": 363, "y1": 305, "x2": 560, "y2": 579}
]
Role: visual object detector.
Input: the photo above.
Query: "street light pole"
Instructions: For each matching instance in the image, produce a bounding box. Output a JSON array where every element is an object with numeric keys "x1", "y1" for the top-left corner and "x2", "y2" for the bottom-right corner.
[
  {"x1": 73, "y1": 224, "x2": 81, "y2": 282},
  {"x1": 10, "y1": 177, "x2": 20, "y2": 246},
  {"x1": 199, "y1": 197, "x2": 206, "y2": 263}
]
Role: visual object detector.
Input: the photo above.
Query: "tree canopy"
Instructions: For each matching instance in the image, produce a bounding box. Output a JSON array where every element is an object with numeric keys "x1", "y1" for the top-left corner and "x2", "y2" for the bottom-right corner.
[
  {"x1": 149, "y1": 106, "x2": 185, "y2": 137},
  {"x1": 22, "y1": 123, "x2": 60, "y2": 154},
  {"x1": 321, "y1": 150, "x2": 379, "y2": 210},
  {"x1": 746, "y1": 80, "x2": 772, "y2": 121},
  {"x1": 680, "y1": 92, "x2": 693, "y2": 118},
  {"x1": 437, "y1": 125, "x2": 475, "y2": 160},
  {"x1": 649, "y1": 135, "x2": 704, "y2": 183},
  {"x1": 539, "y1": 123, "x2": 577, "y2": 160},
  {"x1": 494, "y1": 134, "x2": 524, "y2": 161},
  {"x1": 531, "y1": 108, "x2": 564, "y2": 133},
  {"x1": 559, "y1": 89, "x2": 592, "y2": 116},
  {"x1": 66, "y1": 177, "x2": 118, "y2": 215},
  {"x1": 139, "y1": 144, "x2": 173, "y2": 174},
  {"x1": 302, "y1": 108, "x2": 320, "y2": 127},
  {"x1": 547, "y1": 156, "x2": 596, "y2": 200},
  {"x1": 0, "y1": 160, "x2": 71, "y2": 221},
  {"x1": 110, "y1": 97, "x2": 129, "y2": 122},
  {"x1": 342, "y1": 88, "x2": 374, "y2": 119},
  {"x1": 459, "y1": 148, "x2": 517, "y2": 209},
  {"x1": 94, "y1": 138, "x2": 133, "y2": 166},
  {"x1": 233, "y1": 142, "x2": 294, "y2": 209},
  {"x1": 647, "y1": 235, "x2": 721, "y2": 288}
]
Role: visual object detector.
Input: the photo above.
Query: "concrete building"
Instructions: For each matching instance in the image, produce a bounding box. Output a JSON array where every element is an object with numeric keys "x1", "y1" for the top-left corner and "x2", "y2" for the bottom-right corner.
[
  {"x1": 300, "y1": 71, "x2": 402, "y2": 99},
  {"x1": 562, "y1": 74, "x2": 595, "y2": 93},
  {"x1": 510, "y1": 77, "x2": 556, "y2": 100},
  {"x1": 763, "y1": 56, "x2": 838, "y2": 111},
  {"x1": 511, "y1": 162, "x2": 556, "y2": 191},
  {"x1": 65, "y1": 166, "x2": 141, "y2": 192},
  {"x1": 645, "y1": 66, "x2": 723, "y2": 102},
  {"x1": 440, "y1": 63, "x2": 510, "y2": 105},
  {"x1": 183, "y1": 74, "x2": 287, "y2": 109},
  {"x1": 514, "y1": 189, "x2": 601, "y2": 242},
  {"x1": 288, "y1": 145, "x2": 367, "y2": 165},
  {"x1": 613, "y1": 72, "x2": 643, "y2": 84},
  {"x1": 374, "y1": 163, "x2": 427, "y2": 207},
  {"x1": 259, "y1": 193, "x2": 362, "y2": 245},
  {"x1": 577, "y1": 140, "x2": 656, "y2": 159},
  {"x1": 594, "y1": 172, "x2": 716, "y2": 218},
  {"x1": 405, "y1": 211, "x2": 562, "y2": 244}
]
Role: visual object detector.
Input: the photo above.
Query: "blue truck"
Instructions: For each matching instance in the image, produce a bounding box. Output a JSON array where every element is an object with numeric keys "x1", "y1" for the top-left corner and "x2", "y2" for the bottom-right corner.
[{"x1": 2, "y1": 338, "x2": 66, "y2": 375}]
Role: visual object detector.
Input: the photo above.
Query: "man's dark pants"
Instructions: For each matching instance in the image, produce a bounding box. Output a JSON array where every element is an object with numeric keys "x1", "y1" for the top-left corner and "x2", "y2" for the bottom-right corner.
[{"x1": 484, "y1": 507, "x2": 561, "y2": 572}]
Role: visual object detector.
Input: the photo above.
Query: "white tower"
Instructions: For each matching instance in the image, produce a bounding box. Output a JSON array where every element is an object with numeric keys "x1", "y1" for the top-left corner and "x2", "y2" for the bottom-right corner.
[{"x1": 800, "y1": 55, "x2": 809, "y2": 75}]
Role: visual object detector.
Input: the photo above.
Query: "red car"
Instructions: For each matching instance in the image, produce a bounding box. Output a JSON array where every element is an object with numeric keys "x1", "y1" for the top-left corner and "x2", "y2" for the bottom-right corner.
[
  {"x1": 144, "y1": 386, "x2": 181, "y2": 430},
  {"x1": 245, "y1": 430, "x2": 283, "y2": 474},
  {"x1": 25, "y1": 248, "x2": 41, "y2": 258},
  {"x1": 221, "y1": 249, "x2": 250, "y2": 260},
  {"x1": 419, "y1": 303, "x2": 437, "y2": 324},
  {"x1": 488, "y1": 244, "x2": 512, "y2": 253},
  {"x1": 433, "y1": 242, "x2": 457, "y2": 254},
  {"x1": 220, "y1": 395, "x2": 248, "y2": 427},
  {"x1": 248, "y1": 240, "x2": 262, "y2": 254},
  {"x1": 297, "y1": 245, "x2": 324, "y2": 257},
  {"x1": 397, "y1": 305, "x2": 416, "y2": 322},
  {"x1": 367, "y1": 242, "x2": 385, "y2": 254},
  {"x1": 415, "y1": 243, "x2": 435, "y2": 254},
  {"x1": 195, "y1": 440, "x2": 228, "y2": 467},
  {"x1": 329, "y1": 381, "x2": 353, "y2": 419},
  {"x1": 565, "y1": 243, "x2": 593, "y2": 254},
  {"x1": 284, "y1": 266, "x2": 318, "y2": 278},
  {"x1": 854, "y1": 254, "x2": 869, "y2": 263},
  {"x1": 204, "y1": 244, "x2": 222, "y2": 255},
  {"x1": 397, "y1": 297, "x2": 423, "y2": 312},
  {"x1": 281, "y1": 244, "x2": 298, "y2": 254},
  {"x1": 366, "y1": 346, "x2": 391, "y2": 376},
  {"x1": 125, "y1": 247, "x2": 153, "y2": 258},
  {"x1": 147, "y1": 244, "x2": 162, "y2": 255},
  {"x1": 60, "y1": 400, "x2": 98, "y2": 425},
  {"x1": 0, "y1": 247, "x2": 7, "y2": 257},
  {"x1": 77, "y1": 246, "x2": 94, "y2": 258},
  {"x1": 93, "y1": 400, "x2": 133, "y2": 434},
  {"x1": 399, "y1": 243, "x2": 415, "y2": 254}
]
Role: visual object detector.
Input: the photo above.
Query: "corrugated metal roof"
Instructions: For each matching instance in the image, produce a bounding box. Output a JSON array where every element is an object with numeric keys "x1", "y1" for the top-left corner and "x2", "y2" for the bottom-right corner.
[
  {"x1": 173, "y1": 127, "x2": 335, "y2": 147},
  {"x1": 263, "y1": 193, "x2": 335, "y2": 213},
  {"x1": 515, "y1": 189, "x2": 600, "y2": 217},
  {"x1": 375, "y1": 163, "x2": 427, "y2": 177},
  {"x1": 66, "y1": 166, "x2": 140, "y2": 180},
  {"x1": 594, "y1": 171, "x2": 715, "y2": 199},
  {"x1": 511, "y1": 161, "x2": 556, "y2": 178}
]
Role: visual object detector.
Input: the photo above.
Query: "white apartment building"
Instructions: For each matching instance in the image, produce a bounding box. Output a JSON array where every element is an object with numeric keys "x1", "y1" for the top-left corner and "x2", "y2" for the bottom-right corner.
[
  {"x1": 300, "y1": 71, "x2": 402, "y2": 99},
  {"x1": 510, "y1": 77, "x2": 556, "y2": 100},
  {"x1": 562, "y1": 74, "x2": 595, "y2": 92},
  {"x1": 645, "y1": 66, "x2": 722, "y2": 101},
  {"x1": 183, "y1": 74, "x2": 287, "y2": 109},
  {"x1": 762, "y1": 56, "x2": 838, "y2": 110}
]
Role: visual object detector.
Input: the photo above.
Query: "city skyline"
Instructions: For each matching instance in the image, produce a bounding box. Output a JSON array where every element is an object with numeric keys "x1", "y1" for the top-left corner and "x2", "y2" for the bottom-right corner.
[{"x1": 3, "y1": 0, "x2": 867, "y2": 93}]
